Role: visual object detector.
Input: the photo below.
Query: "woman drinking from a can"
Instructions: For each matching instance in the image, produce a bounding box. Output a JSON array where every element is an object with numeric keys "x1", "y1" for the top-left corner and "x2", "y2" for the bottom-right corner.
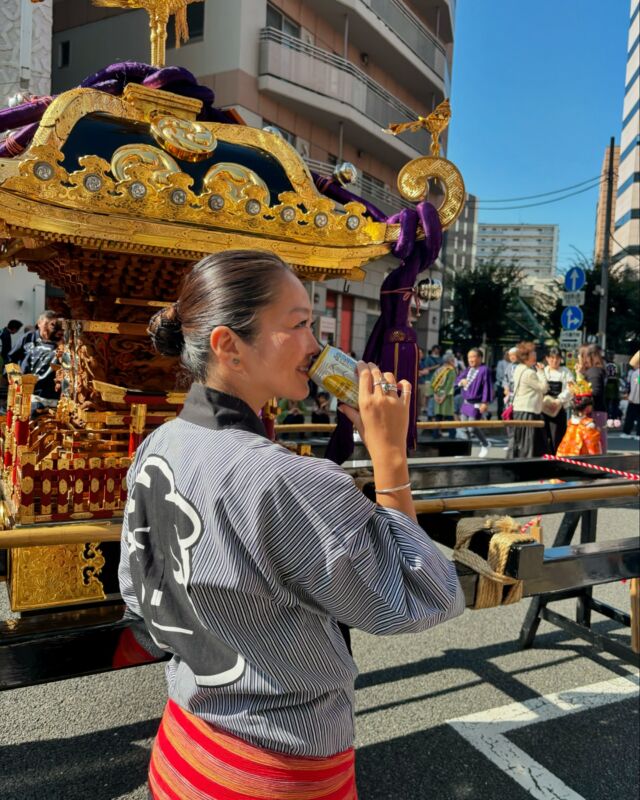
[{"x1": 121, "y1": 249, "x2": 464, "y2": 800}]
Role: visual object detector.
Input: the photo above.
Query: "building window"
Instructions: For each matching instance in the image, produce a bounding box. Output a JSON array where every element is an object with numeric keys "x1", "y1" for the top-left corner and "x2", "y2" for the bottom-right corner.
[
  {"x1": 169, "y1": 3, "x2": 204, "y2": 48},
  {"x1": 58, "y1": 40, "x2": 71, "y2": 68},
  {"x1": 266, "y1": 3, "x2": 301, "y2": 37}
]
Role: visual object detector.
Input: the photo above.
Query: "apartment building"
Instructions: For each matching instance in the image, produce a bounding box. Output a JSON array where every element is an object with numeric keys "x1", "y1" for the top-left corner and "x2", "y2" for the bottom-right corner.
[
  {"x1": 439, "y1": 192, "x2": 478, "y2": 331},
  {"x1": 51, "y1": 0, "x2": 456, "y2": 354},
  {"x1": 593, "y1": 143, "x2": 619, "y2": 265},
  {"x1": 0, "y1": 0, "x2": 50, "y2": 327},
  {"x1": 611, "y1": 0, "x2": 639, "y2": 273},
  {"x1": 476, "y1": 223, "x2": 559, "y2": 278}
]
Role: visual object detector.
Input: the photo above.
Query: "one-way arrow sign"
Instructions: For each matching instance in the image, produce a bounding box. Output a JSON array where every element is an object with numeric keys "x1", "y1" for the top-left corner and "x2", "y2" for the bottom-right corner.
[{"x1": 564, "y1": 267, "x2": 586, "y2": 292}]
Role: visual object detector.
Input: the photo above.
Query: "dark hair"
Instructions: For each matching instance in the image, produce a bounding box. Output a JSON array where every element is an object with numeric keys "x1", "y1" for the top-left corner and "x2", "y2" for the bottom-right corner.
[
  {"x1": 573, "y1": 395, "x2": 593, "y2": 413},
  {"x1": 148, "y1": 250, "x2": 293, "y2": 382},
  {"x1": 7, "y1": 320, "x2": 22, "y2": 331},
  {"x1": 578, "y1": 343, "x2": 604, "y2": 370},
  {"x1": 546, "y1": 347, "x2": 561, "y2": 358},
  {"x1": 515, "y1": 341, "x2": 536, "y2": 363}
]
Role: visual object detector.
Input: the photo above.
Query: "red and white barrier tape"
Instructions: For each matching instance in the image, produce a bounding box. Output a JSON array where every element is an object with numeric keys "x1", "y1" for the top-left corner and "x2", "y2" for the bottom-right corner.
[{"x1": 543, "y1": 454, "x2": 640, "y2": 482}]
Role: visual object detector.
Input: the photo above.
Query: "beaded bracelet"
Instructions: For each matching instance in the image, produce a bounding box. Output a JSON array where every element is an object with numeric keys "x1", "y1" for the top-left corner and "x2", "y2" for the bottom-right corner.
[{"x1": 375, "y1": 482, "x2": 411, "y2": 495}]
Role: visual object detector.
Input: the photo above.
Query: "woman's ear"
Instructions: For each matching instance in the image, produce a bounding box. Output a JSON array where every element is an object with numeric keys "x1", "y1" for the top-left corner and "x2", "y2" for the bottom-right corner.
[{"x1": 210, "y1": 326, "x2": 242, "y2": 369}]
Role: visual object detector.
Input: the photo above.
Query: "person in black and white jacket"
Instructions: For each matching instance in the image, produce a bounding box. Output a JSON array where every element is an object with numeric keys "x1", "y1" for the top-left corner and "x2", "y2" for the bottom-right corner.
[{"x1": 119, "y1": 250, "x2": 464, "y2": 799}]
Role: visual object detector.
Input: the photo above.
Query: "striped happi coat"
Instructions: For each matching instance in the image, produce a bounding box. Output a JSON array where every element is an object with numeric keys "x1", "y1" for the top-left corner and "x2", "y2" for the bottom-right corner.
[{"x1": 119, "y1": 383, "x2": 464, "y2": 758}]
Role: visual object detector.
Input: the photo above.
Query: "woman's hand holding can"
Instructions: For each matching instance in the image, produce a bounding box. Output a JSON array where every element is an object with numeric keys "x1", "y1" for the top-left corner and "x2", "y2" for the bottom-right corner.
[{"x1": 339, "y1": 362, "x2": 415, "y2": 521}]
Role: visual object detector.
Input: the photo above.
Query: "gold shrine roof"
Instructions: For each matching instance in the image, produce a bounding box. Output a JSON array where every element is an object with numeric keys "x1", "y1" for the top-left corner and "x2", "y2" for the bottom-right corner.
[{"x1": 0, "y1": 83, "x2": 400, "y2": 281}]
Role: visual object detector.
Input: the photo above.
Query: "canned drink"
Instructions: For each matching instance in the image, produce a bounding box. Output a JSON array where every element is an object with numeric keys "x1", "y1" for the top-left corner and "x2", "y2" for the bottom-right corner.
[{"x1": 308, "y1": 345, "x2": 360, "y2": 409}]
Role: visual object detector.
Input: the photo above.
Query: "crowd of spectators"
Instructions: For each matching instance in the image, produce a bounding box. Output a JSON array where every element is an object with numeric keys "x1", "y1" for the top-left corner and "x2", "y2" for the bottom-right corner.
[{"x1": 418, "y1": 341, "x2": 640, "y2": 456}]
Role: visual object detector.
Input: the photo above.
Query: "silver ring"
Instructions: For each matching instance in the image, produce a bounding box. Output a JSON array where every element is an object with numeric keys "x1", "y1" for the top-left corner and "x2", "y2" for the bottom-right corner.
[{"x1": 375, "y1": 381, "x2": 397, "y2": 394}]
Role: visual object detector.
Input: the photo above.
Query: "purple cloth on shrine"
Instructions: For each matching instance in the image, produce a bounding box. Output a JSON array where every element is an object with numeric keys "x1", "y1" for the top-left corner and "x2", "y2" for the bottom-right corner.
[
  {"x1": 455, "y1": 365, "x2": 494, "y2": 419},
  {"x1": 325, "y1": 202, "x2": 443, "y2": 464},
  {"x1": 312, "y1": 174, "x2": 387, "y2": 222},
  {"x1": 0, "y1": 61, "x2": 233, "y2": 156}
]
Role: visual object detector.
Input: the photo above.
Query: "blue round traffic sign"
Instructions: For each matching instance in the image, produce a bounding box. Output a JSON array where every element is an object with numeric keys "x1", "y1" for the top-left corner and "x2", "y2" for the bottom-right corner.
[
  {"x1": 561, "y1": 306, "x2": 584, "y2": 330},
  {"x1": 564, "y1": 267, "x2": 586, "y2": 292}
]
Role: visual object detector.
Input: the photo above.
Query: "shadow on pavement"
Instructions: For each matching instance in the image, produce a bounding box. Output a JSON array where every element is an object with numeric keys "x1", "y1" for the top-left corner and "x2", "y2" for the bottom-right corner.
[
  {"x1": 0, "y1": 717, "x2": 159, "y2": 800},
  {"x1": 356, "y1": 721, "x2": 534, "y2": 800}
]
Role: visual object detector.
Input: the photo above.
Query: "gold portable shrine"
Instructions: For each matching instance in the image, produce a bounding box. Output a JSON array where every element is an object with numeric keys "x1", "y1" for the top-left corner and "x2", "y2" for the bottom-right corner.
[{"x1": 1, "y1": 1, "x2": 466, "y2": 612}]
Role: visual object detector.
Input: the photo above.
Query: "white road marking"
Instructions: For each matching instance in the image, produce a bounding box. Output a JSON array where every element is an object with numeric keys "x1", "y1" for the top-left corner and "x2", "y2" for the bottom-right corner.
[{"x1": 447, "y1": 673, "x2": 639, "y2": 800}]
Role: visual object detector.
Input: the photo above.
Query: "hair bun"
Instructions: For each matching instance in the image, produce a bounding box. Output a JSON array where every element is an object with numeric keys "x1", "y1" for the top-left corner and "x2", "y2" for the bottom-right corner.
[{"x1": 148, "y1": 304, "x2": 184, "y2": 357}]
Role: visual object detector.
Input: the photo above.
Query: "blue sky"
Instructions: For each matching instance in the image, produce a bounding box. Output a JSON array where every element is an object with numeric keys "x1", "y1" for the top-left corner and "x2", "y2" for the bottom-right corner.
[{"x1": 447, "y1": 0, "x2": 631, "y2": 273}]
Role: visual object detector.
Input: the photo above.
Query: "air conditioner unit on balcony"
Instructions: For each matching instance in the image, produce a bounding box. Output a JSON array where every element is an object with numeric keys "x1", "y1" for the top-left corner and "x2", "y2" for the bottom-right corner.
[{"x1": 295, "y1": 136, "x2": 310, "y2": 159}]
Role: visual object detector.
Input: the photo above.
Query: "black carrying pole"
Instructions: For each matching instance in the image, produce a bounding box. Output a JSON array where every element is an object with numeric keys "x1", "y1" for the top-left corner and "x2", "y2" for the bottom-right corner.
[{"x1": 598, "y1": 136, "x2": 616, "y2": 350}]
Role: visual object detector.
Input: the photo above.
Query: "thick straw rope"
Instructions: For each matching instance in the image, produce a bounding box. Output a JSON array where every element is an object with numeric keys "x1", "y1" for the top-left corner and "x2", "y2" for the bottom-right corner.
[
  {"x1": 454, "y1": 516, "x2": 537, "y2": 609},
  {"x1": 543, "y1": 454, "x2": 640, "y2": 482}
]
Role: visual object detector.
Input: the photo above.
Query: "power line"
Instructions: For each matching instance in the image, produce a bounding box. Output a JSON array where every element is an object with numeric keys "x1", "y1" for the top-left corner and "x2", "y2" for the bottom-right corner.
[
  {"x1": 477, "y1": 179, "x2": 602, "y2": 211},
  {"x1": 479, "y1": 174, "x2": 603, "y2": 203}
]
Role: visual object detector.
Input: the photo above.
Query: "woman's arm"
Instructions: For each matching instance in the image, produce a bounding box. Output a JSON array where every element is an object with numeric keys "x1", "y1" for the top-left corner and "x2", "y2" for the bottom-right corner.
[
  {"x1": 557, "y1": 368, "x2": 573, "y2": 404},
  {"x1": 533, "y1": 367, "x2": 549, "y2": 394},
  {"x1": 340, "y1": 362, "x2": 416, "y2": 521},
  {"x1": 261, "y1": 461, "x2": 464, "y2": 636}
]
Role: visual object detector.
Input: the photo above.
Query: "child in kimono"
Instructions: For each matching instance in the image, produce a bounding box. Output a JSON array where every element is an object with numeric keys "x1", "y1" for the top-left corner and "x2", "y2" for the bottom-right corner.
[{"x1": 557, "y1": 378, "x2": 602, "y2": 457}]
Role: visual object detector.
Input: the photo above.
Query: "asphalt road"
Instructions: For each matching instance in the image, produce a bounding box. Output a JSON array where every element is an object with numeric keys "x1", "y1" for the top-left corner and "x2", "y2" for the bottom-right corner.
[{"x1": 1, "y1": 440, "x2": 638, "y2": 800}]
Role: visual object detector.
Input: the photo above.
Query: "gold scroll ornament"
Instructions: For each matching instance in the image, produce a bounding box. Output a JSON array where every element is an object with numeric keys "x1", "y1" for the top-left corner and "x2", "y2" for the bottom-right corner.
[
  {"x1": 151, "y1": 115, "x2": 217, "y2": 162},
  {"x1": 386, "y1": 99, "x2": 465, "y2": 229}
]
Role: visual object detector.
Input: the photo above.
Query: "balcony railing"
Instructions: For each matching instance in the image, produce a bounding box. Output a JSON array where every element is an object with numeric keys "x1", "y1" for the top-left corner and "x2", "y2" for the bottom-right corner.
[
  {"x1": 305, "y1": 157, "x2": 411, "y2": 217},
  {"x1": 361, "y1": 0, "x2": 449, "y2": 86},
  {"x1": 259, "y1": 28, "x2": 425, "y2": 155}
]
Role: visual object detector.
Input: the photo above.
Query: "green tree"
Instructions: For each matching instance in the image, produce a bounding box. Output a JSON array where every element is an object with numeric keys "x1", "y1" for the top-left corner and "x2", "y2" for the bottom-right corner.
[{"x1": 441, "y1": 261, "x2": 524, "y2": 350}]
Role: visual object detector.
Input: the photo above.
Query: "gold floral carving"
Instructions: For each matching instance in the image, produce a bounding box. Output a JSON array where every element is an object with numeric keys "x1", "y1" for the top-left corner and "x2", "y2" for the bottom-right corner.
[
  {"x1": 0, "y1": 89, "x2": 396, "y2": 279},
  {"x1": 9, "y1": 542, "x2": 106, "y2": 611}
]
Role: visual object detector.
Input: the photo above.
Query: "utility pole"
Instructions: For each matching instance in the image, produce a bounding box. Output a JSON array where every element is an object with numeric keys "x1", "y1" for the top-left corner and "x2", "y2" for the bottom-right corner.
[{"x1": 598, "y1": 136, "x2": 615, "y2": 351}]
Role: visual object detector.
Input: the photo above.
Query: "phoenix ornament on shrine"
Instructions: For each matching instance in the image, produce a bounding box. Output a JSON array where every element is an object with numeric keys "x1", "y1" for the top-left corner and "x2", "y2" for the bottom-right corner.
[{"x1": 92, "y1": 0, "x2": 204, "y2": 67}]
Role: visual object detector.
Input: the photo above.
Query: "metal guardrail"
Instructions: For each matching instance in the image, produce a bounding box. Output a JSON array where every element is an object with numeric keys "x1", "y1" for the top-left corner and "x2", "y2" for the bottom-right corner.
[
  {"x1": 259, "y1": 27, "x2": 424, "y2": 155},
  {"x1": 362, "y1": 0, "x2": 449, "y2": 86}
]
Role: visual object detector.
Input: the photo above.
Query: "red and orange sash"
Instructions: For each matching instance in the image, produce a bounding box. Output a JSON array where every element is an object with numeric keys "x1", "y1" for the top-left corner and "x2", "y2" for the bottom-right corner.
[{"x1": 149, "y1": 699, "x2": 358, "y2": 800}]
